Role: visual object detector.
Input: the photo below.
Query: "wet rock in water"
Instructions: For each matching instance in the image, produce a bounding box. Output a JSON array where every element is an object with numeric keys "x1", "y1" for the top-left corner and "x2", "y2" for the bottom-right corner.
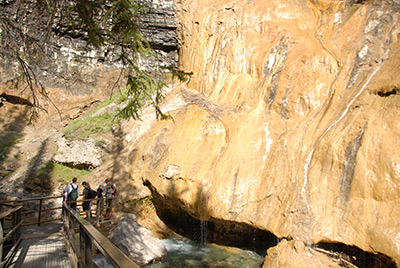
[{"x1": 108, "y1": 213, "x2": 167, "y2": 266}]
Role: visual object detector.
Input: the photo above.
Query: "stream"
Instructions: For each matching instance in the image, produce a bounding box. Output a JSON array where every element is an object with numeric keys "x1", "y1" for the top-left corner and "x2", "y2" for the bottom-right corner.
[
  {"x1": 145, "y1": 237, "x2": 265, "y2": 268},
  {"x1": 93, "y1": 236, "x2": 265, "y2": 268}
]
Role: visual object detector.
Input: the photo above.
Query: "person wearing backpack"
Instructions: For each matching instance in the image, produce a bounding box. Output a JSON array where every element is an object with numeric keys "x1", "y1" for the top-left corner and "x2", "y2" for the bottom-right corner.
[
  {"x1": 104, "y1": 178, "x2": 117, "y2": 218},
  {"x1": 63, "y1": 177, "x2": 80, "y2": 210},
  {"x1": 95, "y1": 183, "x2": 106, "y2": 226},
  {"x1": 82, "y1": 181, "x2": 96, "y2": 220}
]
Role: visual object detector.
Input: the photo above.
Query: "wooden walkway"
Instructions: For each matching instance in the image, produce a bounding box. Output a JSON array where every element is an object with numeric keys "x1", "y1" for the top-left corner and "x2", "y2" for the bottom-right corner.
[
  {"x1": 0, "y1": 196, "x2": 139, "y2": 268},
  {"x1": 6, "y1": 222, "x2": 71, "y2": 268}
]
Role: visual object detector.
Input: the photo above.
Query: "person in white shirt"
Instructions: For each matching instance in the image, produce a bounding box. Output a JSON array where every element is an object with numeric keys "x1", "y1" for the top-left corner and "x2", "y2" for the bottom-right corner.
[{"x1": 63, "y1": 177, "x2": 80, "y2": 210}]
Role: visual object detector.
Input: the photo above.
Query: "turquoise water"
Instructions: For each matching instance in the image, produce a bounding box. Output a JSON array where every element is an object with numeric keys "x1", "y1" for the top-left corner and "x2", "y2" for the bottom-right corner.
[{"x1": 145, "y1": 237, "x2": 265, "y2": 268}]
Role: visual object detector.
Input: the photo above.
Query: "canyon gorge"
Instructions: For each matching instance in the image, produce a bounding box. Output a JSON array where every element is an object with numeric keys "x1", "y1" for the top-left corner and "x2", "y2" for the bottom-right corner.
[{"x1": 1, "y1": 0, "x2": 400, "y2": 267}]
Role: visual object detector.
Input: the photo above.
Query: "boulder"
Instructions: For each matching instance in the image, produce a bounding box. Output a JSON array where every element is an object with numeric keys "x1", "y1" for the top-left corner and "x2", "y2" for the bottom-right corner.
[
  {"x1": 54, "y1": 137, "x2": 103, "y2": 169},
  {"x1": 108, "y1": 213, "x2": 167, "y2": 266}
]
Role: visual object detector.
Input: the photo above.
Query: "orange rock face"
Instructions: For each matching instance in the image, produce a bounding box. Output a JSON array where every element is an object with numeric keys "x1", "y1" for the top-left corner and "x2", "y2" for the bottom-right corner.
[{"x1": 123, "y1": 0, "x2": 400, "y2": 265}]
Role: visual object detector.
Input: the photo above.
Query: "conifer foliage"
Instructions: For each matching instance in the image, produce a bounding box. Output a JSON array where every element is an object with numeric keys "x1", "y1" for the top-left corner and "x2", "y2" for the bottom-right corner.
[{"x1": 0, "y1": 0, "x2": 180, "y2": 120}]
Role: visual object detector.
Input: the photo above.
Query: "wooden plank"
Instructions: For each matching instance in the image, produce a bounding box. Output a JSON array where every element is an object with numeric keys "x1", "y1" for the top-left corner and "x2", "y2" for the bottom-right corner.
[
  {"x1": 7, "y1": 225, "x2": 71, "y2": 268},
  {"x1": 0, "y1": 236, "x2": 22, "y2": 268},
  {"x1": 22, "y1": 231, "x2": 63, "y2": 239},
  {"x1": 6, "y1": 238, "x2": 30, "y2": 268},
  {"x1": 21, "y1": 217, "x2": 62, "y2": 227}
]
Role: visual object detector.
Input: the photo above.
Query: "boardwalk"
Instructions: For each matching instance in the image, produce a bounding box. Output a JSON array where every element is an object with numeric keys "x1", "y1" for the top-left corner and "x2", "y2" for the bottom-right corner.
[{"x1": 6, "y1": 222, "x2": 71, "y2": 268}]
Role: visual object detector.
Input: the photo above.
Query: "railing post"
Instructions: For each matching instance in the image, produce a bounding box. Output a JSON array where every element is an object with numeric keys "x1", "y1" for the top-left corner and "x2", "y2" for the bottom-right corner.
[
  {"x1": 38, "y1": 199, "x2": 43, "y2": 226},
  {"x1": 79, "y1": 226, "x2": 92, "y2": 268},
  {"x1": 95, "y1": 200, "x2": 101, "y2": 227},
  {"x1": 11, "y1": 210, "x2": 17, "y2": 245},
  {"x1": 0, "y1": 216, "x2": 3, "y2": 261},
  {"x1": 16, "y1": 208, "x2": 21, "y2": 242}
]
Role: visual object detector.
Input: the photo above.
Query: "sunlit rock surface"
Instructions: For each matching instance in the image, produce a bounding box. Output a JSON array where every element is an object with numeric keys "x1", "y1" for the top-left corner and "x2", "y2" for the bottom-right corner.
[
  {"x1": 118, "y1": 0, "x2": 400, "y2": 266},
  {"x1": 263, "y1": 239, "x2": 342, "y2": 268}
]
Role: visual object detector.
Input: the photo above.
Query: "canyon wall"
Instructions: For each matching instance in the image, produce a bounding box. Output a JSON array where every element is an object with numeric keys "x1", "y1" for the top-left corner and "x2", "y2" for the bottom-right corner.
[
  {"x1": 2, "y1": 0, "x2": 400, "y2": 266},
  {"x1": 120, "y1": 0, "x2": 400, "y2": 266},
  {"x1": 0, "y1": 0, "x2": 177, "y2": 95}
]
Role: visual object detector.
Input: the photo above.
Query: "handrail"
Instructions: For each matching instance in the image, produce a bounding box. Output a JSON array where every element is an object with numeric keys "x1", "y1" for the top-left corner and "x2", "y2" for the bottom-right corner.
[
  {"x1": 0, "y1": 206, "x2": 22, "y2": 220},
  {"x1": 0, "y1": 195, "x2": 64, "y2": 227},
  {"x1": 63, "y1": 203, "x2": 140, "y2": 268},
  {"x1": 0, "y1": 195, "x2": 64, "y2": 204},
  {"x1": 0, "y1": 195, "x2": 127, "y2": 267},
  {"x1": 0, "y1": 195, "x2": 110, "y2": 228},
  {"x1": 0, "y1": 205, "x2": 23, "y2": 268}
]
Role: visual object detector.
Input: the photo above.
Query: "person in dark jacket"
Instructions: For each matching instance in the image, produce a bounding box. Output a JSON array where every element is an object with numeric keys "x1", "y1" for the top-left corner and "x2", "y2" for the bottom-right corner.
[{"x1": 82, "y1": 181, "x2": 95, "y2": 219}]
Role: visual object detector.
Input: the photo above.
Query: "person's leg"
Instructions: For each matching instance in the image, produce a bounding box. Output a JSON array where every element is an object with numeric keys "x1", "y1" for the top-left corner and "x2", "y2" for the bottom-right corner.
[
  {"x1": 71, "y1": 201, "x2": 77, "y2": 210},
  {"x1": 83, "y1": 201, "x2": 89, "y2": 219},
  {"x1": 88, "y1": 201, "x2": 93, "y2": 221},
  {"x1": 105, "y1": 199, "x2": 112, "y2": 218}
]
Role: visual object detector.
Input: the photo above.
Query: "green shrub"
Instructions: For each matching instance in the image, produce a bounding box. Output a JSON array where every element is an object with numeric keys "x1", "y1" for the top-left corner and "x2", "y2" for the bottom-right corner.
[
  {"x1": 63, "y1": 112, "x2": 116, "y2": 141},
  {"x1": 0, "y1": 134, "x2": 24, "y2": 163},
  {"x1": 38, "y1": 162, "x2": 92, "y2": 185},
  {"x1": 62, "y1": 89, "x2": 129, "y2": 141}
]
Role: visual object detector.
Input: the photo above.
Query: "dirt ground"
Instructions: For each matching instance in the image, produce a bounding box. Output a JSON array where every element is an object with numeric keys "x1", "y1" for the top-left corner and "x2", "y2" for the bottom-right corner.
[{"x1": 0, "y1": 84, "x2": 106, "y2": 197}]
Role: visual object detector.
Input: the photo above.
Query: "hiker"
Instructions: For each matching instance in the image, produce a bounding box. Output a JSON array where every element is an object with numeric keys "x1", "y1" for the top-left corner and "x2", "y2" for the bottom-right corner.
[
  {"x1": 95, "y1": 183, "x2": 106, "y2": 226},
  {"x1": 63, "y1": 177, "x2": 79, "y2": 210},
  {"x1": 96, "y1": 183, "x2": 106, "y2": 199},
  {"x1": 104, "y1": 178, "x2": 117, "y2": 218},
  {"x1": 82, "y1": 181, "x2": 96, "y2": 220}
]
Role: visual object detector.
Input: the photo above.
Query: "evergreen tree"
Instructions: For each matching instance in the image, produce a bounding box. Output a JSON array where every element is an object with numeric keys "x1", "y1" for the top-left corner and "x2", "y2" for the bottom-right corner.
[{"x1": 0, "y1": 0, "x2": 189, "y2": 120}]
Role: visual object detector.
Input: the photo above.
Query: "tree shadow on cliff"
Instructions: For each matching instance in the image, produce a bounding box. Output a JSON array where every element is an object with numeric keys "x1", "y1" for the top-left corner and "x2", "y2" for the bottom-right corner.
[
  {"x1": 0, "y1": 105, "x2": 30, "y2": 181},
  {"x1": 107, "y1": 126, "x2": 145, "y2": 202},
  {"x1": 24, "y1": 137, "x2": 54, "y2": 194}
]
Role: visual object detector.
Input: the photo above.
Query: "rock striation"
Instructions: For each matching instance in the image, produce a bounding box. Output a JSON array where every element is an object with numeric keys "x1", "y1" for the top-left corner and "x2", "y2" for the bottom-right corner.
[
  {"x1": 2, "y1": 0, "x2": 400, "y2": 266},
  {"x1": 118, "y1": 0, "x2": 400, "y2": 266}
]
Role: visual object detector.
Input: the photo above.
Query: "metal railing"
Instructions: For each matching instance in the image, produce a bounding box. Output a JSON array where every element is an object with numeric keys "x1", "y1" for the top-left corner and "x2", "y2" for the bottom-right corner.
[
  {"x1": 0, "y1": 194, "x2": 139, "y2": 267},
  {"x1": 0, "y1": 195, "x2": 63, "y2": 226},
  {"x1": 0, "y1": 205, "x2": 22, "y2": 268},
  {"x1": 0, "y1": 195, "x2": 110, "y2": 227},
  {"x1": 63, "y1": 203, "x2": 140, "y2": 268}
]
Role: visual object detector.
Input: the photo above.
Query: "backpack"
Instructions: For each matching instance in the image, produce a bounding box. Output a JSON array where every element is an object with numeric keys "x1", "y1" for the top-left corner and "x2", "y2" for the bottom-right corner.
[
  {"x1": 96, "y1": 187, "x2": 103, "y2": 198},
  {"x1": 88, "y1": 189, "x2": 97, "y2": 199},
  {"x1": 67, "y1": 184, "x2": 78, "y2": 201},
  {"x1": 105, "y1": 184, "x2": 117, "y2": 198}
]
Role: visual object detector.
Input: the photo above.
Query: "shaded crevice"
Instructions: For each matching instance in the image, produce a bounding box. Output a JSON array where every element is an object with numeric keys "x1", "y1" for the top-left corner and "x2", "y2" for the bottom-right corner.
[
  {"x1": 53, "y1": 161, "x2": 95, "y2": 170},
  {"x1": 0, "y1": 93, "x2": 33, "y2": 106},
  {"x1": 346, "y1": 0, "x2": 369, "y2": 5},
  {"x1": 143, "y1": 179, "x2": 279, "y2": 255},
  {"x1": 313, "y1": 242, "x2": 397, "y2": 268},
  {"x1": 340, "y1": 124, "x2": 366, "y2": 203},
  {"x1": 376, "y1": 87, "x2": 399, "y2": 97}
]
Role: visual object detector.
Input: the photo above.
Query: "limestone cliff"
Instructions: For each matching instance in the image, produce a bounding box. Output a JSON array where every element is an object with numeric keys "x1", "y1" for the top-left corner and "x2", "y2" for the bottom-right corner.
[
  {"x1": 2, "y1": 0, "x2": 400, "y2": 266},
  {"x1": 0, "y1": 0, "x2": 177, "y2": 93},
  {"x1": 117, "y1": 0, "x2": 400, "y2": 266}
]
